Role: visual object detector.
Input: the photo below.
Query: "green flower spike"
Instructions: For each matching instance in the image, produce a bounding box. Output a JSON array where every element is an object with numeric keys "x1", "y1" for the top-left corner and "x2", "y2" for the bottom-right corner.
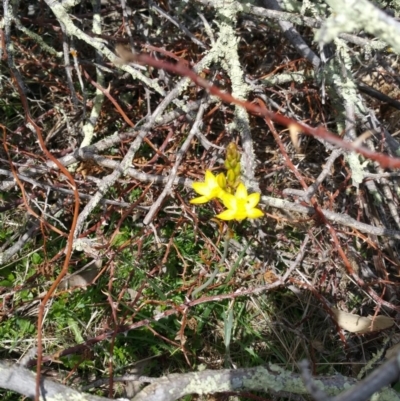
[
  {"x1": 224, "y1": 142, "x2": 242, "y2": 193},
  {"x1": 216, "y1": 183, "x2": 264, "y2": 221},
  {"x1": 190, "y1": 170, "x2": 227, "y2": 204}
]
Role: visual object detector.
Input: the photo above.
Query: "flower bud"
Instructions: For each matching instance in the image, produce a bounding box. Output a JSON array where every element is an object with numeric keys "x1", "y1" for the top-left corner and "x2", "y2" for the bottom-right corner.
[
  {"x1": 233, "y1": 163, "x2": 241, "y2": 176},
  {"x1": 226, "y1": 142, "x2": 239, "y2": 162},
  {"x1": 226, "y1": 169, "x2": 236, "y2": 185}
]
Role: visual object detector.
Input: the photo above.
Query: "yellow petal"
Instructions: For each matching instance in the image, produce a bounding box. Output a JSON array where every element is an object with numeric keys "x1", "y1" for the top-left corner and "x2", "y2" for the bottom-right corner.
[
  {"x1": 192, "y1": 182, "x2": 210, "y2": 196},
  {"x1": 190, "y1": 196, "x2": 210, "y2": 204},
  {"x1": 204, "y1": 170, "x2": 216, "y2": 184},
  {"x1": 220, "y1": 193, "x2": 237, "y2": 210},
  {"x1": 247, "y1": 193, "x2": 261, "y2": 208},
  {"x1": 233, "y1": 210, "x2": 248, "y2": 221},
  {"x1": 247, "y1": 208, "x2": 264, "y2": 219},
  {"x1": 216, "y1": 209, "x2": 237, "y2": 220},
  {"x1": 235, "y1": 183, "x2": 248, "y2": 199},
  {"x1": 215, "y1": 190, "x2": 228, "y2": 201}
]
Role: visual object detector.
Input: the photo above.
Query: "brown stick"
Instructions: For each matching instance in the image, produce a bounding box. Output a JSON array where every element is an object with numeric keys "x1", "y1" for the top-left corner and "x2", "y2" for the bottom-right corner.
[
  {"x1": 7, "y1": 68, "x2": 80, "y2": 401},
  {"x1": 128, "y1": 50, "x2": 400, "y2": 169}
]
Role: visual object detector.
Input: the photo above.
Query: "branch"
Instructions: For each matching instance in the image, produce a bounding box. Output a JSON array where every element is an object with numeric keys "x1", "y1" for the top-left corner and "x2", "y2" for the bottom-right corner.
[
  {"x1": 129, "y1": 363, "x2": 398, "y2": 401},
  {"x1": 195, "y1": 0, "x2": 388, "y2": 50},
  {"x1": 2, "y1": 356, "x2": 399, "y2": 401},
  {"x1": 261, "y1": 0, "x2": 321, "y2": 68},
  {"x1": 0, "y1": 360, "x2": 113, "y2": 401},
  {"x1": 317, "y1": 0, "x2": 400, "y2": 54},
  {"x1": 27, "y1": 147, "x2": 400, "y2": 241}
]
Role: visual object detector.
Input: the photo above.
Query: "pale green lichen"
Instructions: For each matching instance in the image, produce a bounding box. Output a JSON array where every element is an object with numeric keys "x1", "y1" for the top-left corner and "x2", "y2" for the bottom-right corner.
[
  {"x1": 245, "y1": 366, "x2": 306, "y2": 394},
  {"x1": 243, "y1": 366, "x2": 282, "y2": 392},
  {"x1": 242, "y1": 365, "x2": 356, "y2": 397},
  {"x1": 320, "y1": 38, "x2": 370, "y2": 189},
  {"x1": 79, "y1": 0, "x2": 105, "y2": 151},
  {"x1": 371, "y1": 388, "x2": 400, "y2": 401},
  {"x1": 261, "y1": 71, "x2": 313, "y2": 86},
  {"x1": 317, "y1": 0, "x2": 400, "y2": 55},
  {"x1": 211, "y1": 0, "x2": 258, "y2": 191},
  {"x1": 183, "y1": 372, "x2": 231, "y2": 394},
  {"x1": 346, "y1": 153, "x2": 365, "y2": 188},
  {"x1": 46, "y1": 0, "x2": 166, "y2": 96}
]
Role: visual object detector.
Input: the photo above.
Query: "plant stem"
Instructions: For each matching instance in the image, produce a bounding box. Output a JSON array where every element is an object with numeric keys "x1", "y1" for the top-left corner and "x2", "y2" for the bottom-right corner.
[{"x1": 191, "y1": 221, "x2": 232, "y2": 299}]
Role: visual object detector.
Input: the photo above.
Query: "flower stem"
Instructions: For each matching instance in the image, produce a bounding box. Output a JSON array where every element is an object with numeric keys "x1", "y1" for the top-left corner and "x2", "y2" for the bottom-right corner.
[{"x1": 191, "y1": 222, "x2": 232, "y2": 299}]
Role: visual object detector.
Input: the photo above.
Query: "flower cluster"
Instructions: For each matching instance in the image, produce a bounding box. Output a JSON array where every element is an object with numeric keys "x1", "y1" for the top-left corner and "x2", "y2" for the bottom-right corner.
[{"x1": 190, "y1": 144, "x2": 264, "y2": 221}]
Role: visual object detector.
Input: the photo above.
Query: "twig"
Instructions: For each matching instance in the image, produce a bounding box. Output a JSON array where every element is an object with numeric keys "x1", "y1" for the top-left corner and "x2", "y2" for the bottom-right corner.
[
  {"x1": 331, "y1": 352, "x2": 400, "y2": 401},
  {"x1": 262, "y1": 110, "x2": 400, "y2": 312},
  {"x1": 212, "y1": 1, "x2": 258, "y2": 190},
  {"x1": 67, "y1": 148, "x2": 400, "y2": 241},
  {"x1": 282, "y1": 234, "x2": 310, "y2": 281},
  {"x1": 14, "y1": 17, "x2": 62, "y2": 57},
  {"x1": 198, "y1": 11, "x2": 215, "y2": 45},
  {"x1": 73, "y1": 46, "x2": 218, "y2": 237},
  {"x1": 283, "y1": 149, "x2": 343, "y2": 201},
  {"x1": 2, "y1": 355, "x2": 398, "y2": 401},
  {"x1": 72, "y1": 87, "x2": 175, "y2": 237},
  {"x1": 82, "y1": 374, "x2": 158, "y2": 391},
  {"x1": 0, "y1": 222, "x2": 39, "y2": 265},
  {"x1": 0, "y1": 360, "x2": 111, "y2": 401},
  {"x1": 143, "y1": 101, "x2": 206, "y2": 224},
  {"x1": 358, "y1": 82, "x2": 400, "y2": 111},
  {"x1": 27, "y1": 280, "x2": 284, "y2": 367},
  {"x1": 0, "y1": 168, "x2": 147, "y2": 210},
  {"x1": 151, "y1": 2, "x2": 208, "y2": 49},
  {"x1": 299, "y1": 360, "x2": 331, "y2": 401},
  {"x1": 195, "y1": 0, "x2": 388, "y2": 50},
  {"x1": 46, "y1": 99, "x2": 209, "y2": 170},
  {"x1": 44, "y1": 0, "x2": 166, "y2": 96},
  {"x1": 261, "y1": 0, "x2": 320, "y2": 69},
  {"x1": 119, "y1": 0, "x2": 135, "y2": 50},
  {"x1": 316, "y1": 0, "x2": 400, "y2": 54},
  {"x1": 262, "y1": 194, "x2": 400, "y2": 240},
  {"x1": 22, "y1": 144, "x2": 400, "y2": 242},
  {"x1": 59, "y1": 22, "x2": 79, "y2": 108},
  {"x1": 128, "y1": 50, "x2": 400, "y2": 169},
  {"x1": 75, "y1": 0, "x2": 105, "y2": 149}
]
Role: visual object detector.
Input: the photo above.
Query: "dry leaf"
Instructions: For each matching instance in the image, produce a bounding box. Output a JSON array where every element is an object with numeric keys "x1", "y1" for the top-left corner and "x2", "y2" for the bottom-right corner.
[
  {"x1": 76, "y1": 159, "x2": 105, "y2": 178},
  {"x1": 289, "y1": 124, "x2": 302, "y2": 151},
  {"x1": 311, "y1": 340, "x2": 326, "y2": 353},
  {"x1": 332, "y1": 308, "x2": 394, "y2": 334},
  {"x1": 368, "y1": 315, "x2": 395, "y2": 332},
  {"x1": 58, "y1": 260, "x2": 102, "y2": 290},
  {"x1": 264, "y1": 270, "x2": 279, "y2": 283},
  {"x1": 115, "y1": 43, "x2": 136, "y2": 63}
]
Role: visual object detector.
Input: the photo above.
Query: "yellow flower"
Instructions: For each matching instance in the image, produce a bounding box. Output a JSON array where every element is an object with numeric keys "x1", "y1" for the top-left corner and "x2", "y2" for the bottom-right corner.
[
  {"x1": 190, "y1": 170, "x2": 227, "y2": 204},
  {"x1": 216, "y1": 183, "x2": 264, "y2": 221}
]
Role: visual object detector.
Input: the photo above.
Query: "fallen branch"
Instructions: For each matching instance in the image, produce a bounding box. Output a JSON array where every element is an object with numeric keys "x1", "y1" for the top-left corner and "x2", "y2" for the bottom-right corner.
[{"x1": 1, "y1": 358, "x2": 399, "y2": 401}]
